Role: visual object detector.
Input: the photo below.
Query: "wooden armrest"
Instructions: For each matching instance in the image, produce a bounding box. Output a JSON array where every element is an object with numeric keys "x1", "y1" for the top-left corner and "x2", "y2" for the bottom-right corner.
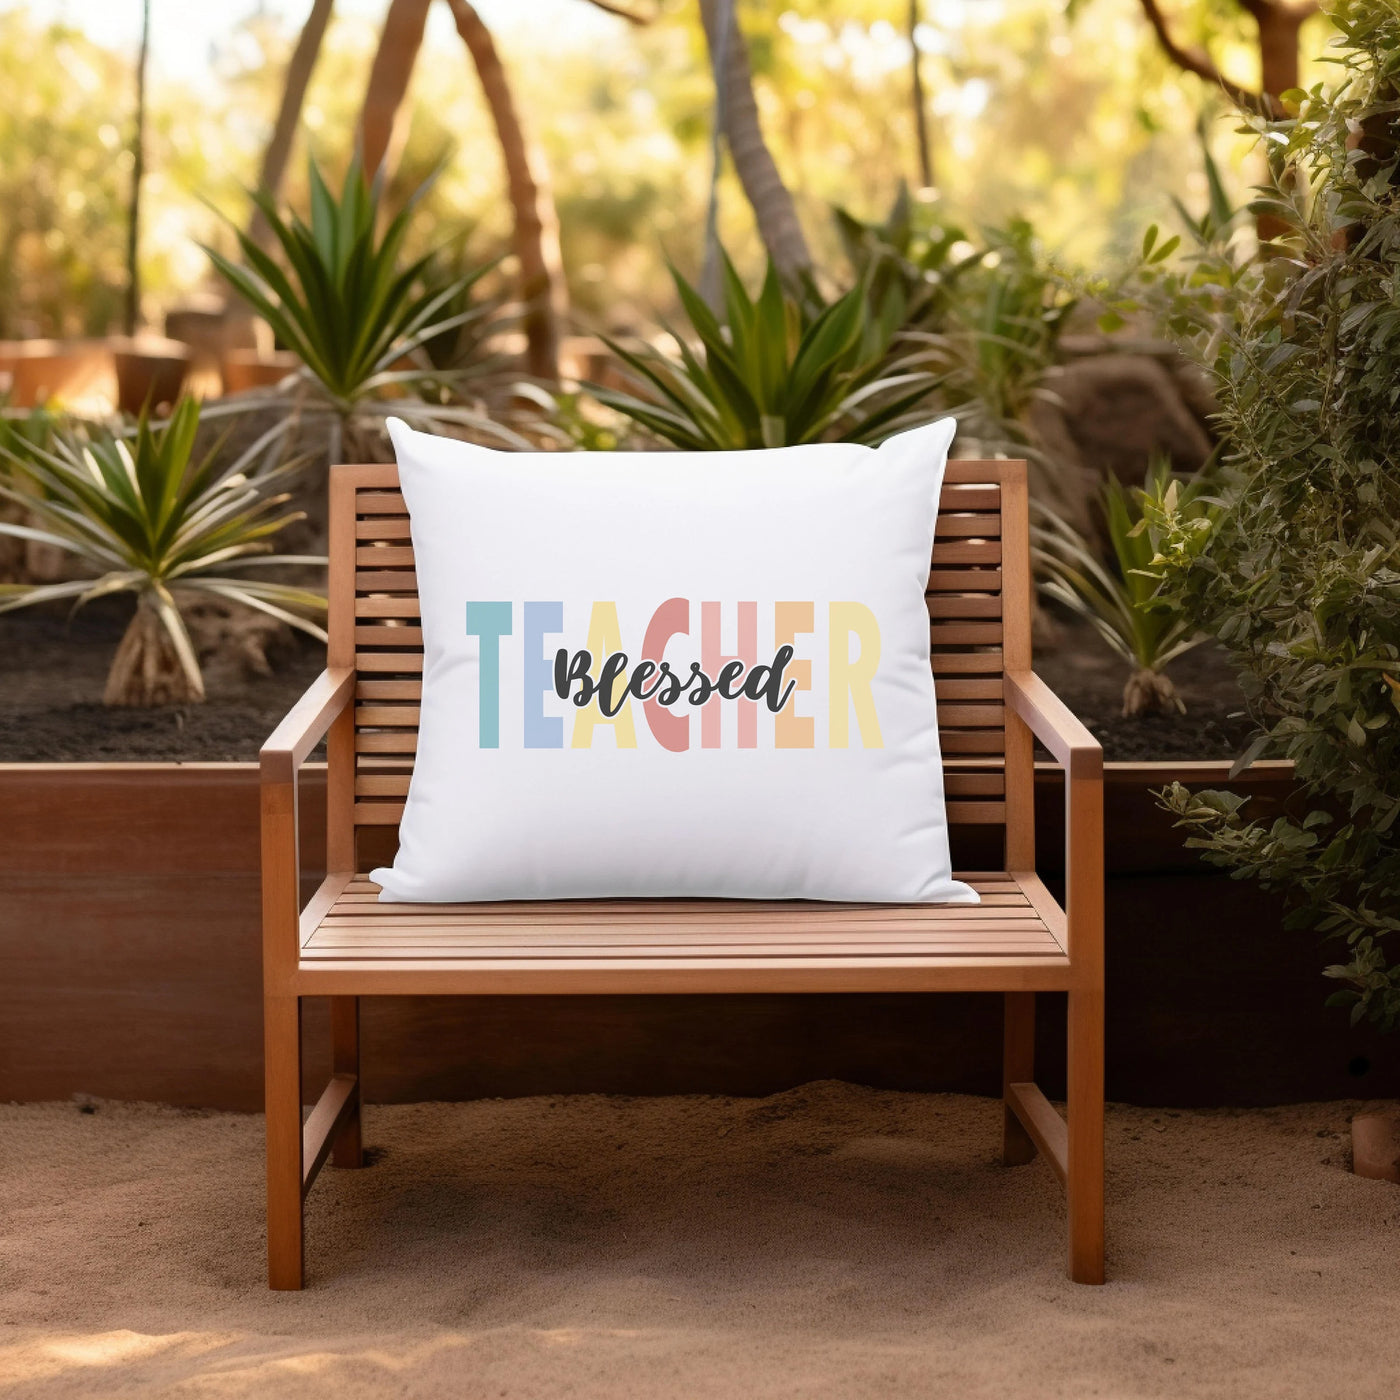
[
  {"x1": 1004, "y1": 671, "x2": 1102, "y2": 780},
  {"x1": 260, "y1": 668, "x2": 355, "y2": 785}
]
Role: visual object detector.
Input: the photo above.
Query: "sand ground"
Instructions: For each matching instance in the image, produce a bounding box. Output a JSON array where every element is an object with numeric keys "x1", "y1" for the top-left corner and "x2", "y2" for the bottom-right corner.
[{"x1": 1, "y1": 1082, "x2": 1397, "y2": 1399}]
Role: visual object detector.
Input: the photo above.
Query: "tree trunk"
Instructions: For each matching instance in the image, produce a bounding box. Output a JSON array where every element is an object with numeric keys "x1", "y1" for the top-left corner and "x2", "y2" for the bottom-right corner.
[
  {"x1": 123, "y1": 0, "x2": 151, "y2": 336},
  {"x1": 359, "y1": 0, "x2": 432, "y2": 182},
  {"x1": 697, "y1": 0, "x2": 812, "y2": 281},
  {"x1": 1254, "y1": 1, "x2": 1306, "y2": 100},
  {"x1": 248, "y1": 0, "x2": 336, "y2": 247},
  {"x1": 1251, "y1": 1, "x2": 1312, "y2": 243},
  {"x1": 105, "y1": 597, "x2": 204, "y2": 707},
  {"x1": 909, "y1": 0, "x2": 933, "y2": 189},
  {"x1": 446, "y1": 0, "x2": 566, "y2": 382}
]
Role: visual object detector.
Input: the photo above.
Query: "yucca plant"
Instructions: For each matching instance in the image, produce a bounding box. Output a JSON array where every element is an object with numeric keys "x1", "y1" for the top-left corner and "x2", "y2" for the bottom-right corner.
[
  {"x1": 1033, "y1": 461, "x2": 1216, "y2": 717},
  {"x1": 833, "y1": 181, "x2": 985, "y2": 334},
  {"x1": 204, "y1": 157, "x2": 525, "y2": 458},
  {"x1": 904, "y1": 219, "x2": 1076, "y2": 446},
  {"x1": 590, "y1": 250, "x2": 941, "y2": 449},
  {"x1": 0, "y1": 399, "x2": 326, "y2": 707}
]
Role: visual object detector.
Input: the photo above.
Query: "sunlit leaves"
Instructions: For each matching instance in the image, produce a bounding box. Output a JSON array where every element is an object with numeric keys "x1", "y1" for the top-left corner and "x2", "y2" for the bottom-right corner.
[
  {"x1": 1150, "y1": 0, "x2": 1400, "y2": 1031},
  {"x1": 590, "y1": 249, "x2": 942, "y2": 449},
  {"x1": 0, "y1": 399, "x2": 325, "y2": 702}
]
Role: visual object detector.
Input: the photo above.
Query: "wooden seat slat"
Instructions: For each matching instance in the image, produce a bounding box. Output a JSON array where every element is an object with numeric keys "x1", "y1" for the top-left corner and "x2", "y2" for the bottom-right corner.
[
  {"x1": 302, "y1": 944, "x2": 1060, "y2": 961},
  {"x1": 351, "y1": 797, "x2": 1009, "y2": 824},
  {"x1": 316, "y1": 912, "x2": 1045, "y2": 934}
]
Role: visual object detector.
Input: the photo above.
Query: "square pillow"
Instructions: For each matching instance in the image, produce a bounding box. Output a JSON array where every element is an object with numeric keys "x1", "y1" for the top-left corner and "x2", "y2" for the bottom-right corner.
[{"x1": 371, "y1": 417, "x2": 976, "y2": 906}]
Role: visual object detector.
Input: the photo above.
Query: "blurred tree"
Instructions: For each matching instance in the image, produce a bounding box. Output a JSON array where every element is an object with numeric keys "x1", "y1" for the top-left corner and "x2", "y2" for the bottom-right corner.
[
  {"x1": 123, "y1": 0, "x2": 150, "y2": 334},
  {"x1": 1134, "y1": 0, "x2": 1319, "y2": 112},
  {"x1": 0, "y1": 16, "x2": 130, "y2": 336},
  {"x1": 445, "y1": 0, "x2": 568, "y2": 381},
  {"x1": 248, "y1": 0, "x2": 335, "y2": 250},
  {"x1": 359, "y1": 0, "x2": 431, "y2": 181},
  {"x1": 698, "y1": 0, "x2": 812, "y2": 281},
  {"x1": 1132, "y1": 0, "x2": 1322, "y2": 239},
  {"x1": 909, "y1": 0, "x2": 933, "y2": 190}
]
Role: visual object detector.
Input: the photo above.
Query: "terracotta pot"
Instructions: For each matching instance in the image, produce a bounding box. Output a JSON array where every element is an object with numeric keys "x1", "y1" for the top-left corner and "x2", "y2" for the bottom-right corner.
[
  {"x1": 110, "y1": 336, "x2": 193, "y2": 415},
  {"x1": 221, "y1": 349, "x2": 299, "y2": 395},
  {"x1": 0, "y1": 339, "x2": 110, "y2": 408},
  {"x1": 1352, "y1": 1107, "x2": 1400, "y2": 1183}
]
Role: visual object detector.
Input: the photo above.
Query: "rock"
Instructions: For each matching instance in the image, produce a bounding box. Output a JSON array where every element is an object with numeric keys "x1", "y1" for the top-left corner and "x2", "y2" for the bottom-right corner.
[
  {"x1": 1028, "y1": 351, "x2": 1216, "y2": 538},
  {"x1": 1352, "y1": 1107, "x2": 1400, "y2": 1183},
  {"x1": 1043, "y1": 353, "x2": 1214, "y2": 482}
]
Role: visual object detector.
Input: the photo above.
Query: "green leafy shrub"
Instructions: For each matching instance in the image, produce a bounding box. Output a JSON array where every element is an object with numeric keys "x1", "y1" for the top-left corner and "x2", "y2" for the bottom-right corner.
[
  {"x1": 1146, "y1": 0, "x2": 1400, "y2": 1029},
  {"x1": 1034, "y1": 461, "x2": 1213, "y2": 716},
  {"x1": 0, "y1": 399, "x2": 325, "y2": 706},
  {"x1": 205, "y1": 156, "x2": 525, "y2": 459},
  {"x1": 837, "y1": 190, "x2": 1076, "y2": 456},
  {"x1": 590, "y1": 250, "x2": 941, "y2": 449}
]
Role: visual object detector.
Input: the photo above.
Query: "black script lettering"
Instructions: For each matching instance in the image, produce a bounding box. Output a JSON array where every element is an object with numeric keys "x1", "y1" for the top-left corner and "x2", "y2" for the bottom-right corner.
[
  {"x1": 684, "y1": 660, "x2": 714, "y2": 706},
  {"x1": 716, "y1": 659, "x2": 747, "y2": 700},
  {"x1": 597, "y1": 651, "x2": 631, "y2": 718},
  {"x1": 630, "y1": 658, "x2": 661, "y2": 701},
  {"x1": 554, "y1": 648, "x2": 597, "y2": 707},
  {"x1": 654, "y1": 661, "x2": 684, "y2": 706},
  {"x1": 743, "y1": 644, "x2": 797, "y2": 714}
]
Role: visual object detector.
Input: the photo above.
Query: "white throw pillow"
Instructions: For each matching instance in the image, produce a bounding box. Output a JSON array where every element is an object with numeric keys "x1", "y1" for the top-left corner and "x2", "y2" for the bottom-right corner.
[{"x1": 371, "y1": 417, "x2": 976, "y2": 906}]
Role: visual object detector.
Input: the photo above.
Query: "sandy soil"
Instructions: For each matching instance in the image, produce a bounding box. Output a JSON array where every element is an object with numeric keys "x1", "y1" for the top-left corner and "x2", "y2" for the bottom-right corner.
[{"x1": 1, "y1": 1083, "x2": 1396, "y2": 1399}]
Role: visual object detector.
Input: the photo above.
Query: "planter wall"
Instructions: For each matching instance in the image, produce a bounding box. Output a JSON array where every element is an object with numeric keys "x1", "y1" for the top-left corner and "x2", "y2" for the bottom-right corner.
[{"x1": 1, "y1": 760, "x2": 1393, "y2": 1110}]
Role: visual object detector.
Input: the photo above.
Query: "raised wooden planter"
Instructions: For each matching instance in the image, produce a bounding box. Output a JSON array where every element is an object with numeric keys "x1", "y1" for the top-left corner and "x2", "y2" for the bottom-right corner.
[{"x1": 1, "y1": 759, "x2": 1392, "y2": 1110}]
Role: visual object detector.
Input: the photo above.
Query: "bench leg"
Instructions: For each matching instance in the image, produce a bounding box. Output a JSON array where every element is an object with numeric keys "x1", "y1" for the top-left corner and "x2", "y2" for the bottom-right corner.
[
  {"x1": 1067, "y1": 986, "x2": 1105, "y2": 1284},
  {"x1": 330, "y1": 996, "x2": 363, "y2": 1169},
  {"x1": 266, "y1": 994, "x2": 304, "y2": 1290},
  {"x1": 1002, "y1": 991, "x2": 1037, "y2": 1166}
]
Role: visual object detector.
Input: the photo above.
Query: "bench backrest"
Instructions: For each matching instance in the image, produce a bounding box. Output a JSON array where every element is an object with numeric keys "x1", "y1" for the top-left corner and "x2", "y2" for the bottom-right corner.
[{"x1": 327, "y1": 459, "x2": 1032, "y2": 869}]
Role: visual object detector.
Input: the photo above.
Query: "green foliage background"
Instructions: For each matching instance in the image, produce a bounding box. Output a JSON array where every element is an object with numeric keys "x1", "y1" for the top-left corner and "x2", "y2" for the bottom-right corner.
[
  {"x1": 1150, "y1": 0, "x2": 1400, "y2": 1028},
  {"x1": 0, "y1": 0, "x2": 1331, "y2": 339}
]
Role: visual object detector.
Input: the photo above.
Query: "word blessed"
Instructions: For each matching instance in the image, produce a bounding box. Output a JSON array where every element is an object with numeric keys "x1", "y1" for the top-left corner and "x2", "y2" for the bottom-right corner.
[
  {"x1": 555, "y1": 647, "x2": 797, "y2": 718},
  {"x1": 463, "y1": 598, "x2": 885, "y2": 751}
]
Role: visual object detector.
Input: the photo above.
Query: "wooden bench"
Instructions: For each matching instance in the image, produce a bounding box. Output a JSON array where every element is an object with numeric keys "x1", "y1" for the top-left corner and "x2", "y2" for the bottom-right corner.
[{"x1": 261, "y1": 458, "x2": 1105, "y2": 1289}]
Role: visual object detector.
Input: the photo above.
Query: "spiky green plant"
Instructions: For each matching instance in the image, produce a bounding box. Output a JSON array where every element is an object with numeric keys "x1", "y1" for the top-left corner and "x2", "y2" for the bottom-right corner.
[
  {"x1": 0, "y1": 399, "x2": 325, "y2": 706},
  {"x1": 590, "y1": 251, "x2": 941, "y2": 449},
  {"x1": 1033, "y1": 461, "x2": 1215, "y2": 717},
  {"x1": 204, "y1": 157, "x2": 524, "y2": 458}
]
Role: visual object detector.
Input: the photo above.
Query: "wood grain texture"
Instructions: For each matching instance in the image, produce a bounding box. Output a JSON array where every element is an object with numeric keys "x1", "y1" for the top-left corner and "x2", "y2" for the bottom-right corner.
[{"x1": 265, "y1": 458, "x2": 1109, "y2": 1284}]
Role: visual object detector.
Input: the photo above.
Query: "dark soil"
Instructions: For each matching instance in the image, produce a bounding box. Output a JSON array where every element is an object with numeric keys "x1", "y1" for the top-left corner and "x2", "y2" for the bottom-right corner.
[
  {"x1": 1035, "y1": 611, "x2": 1254, "y2": 762},
  {"x1": 0, "y1": 597, "x2": 325, "y2": 762},
  {"x1": 0, "y1": 600, "x2": 1254, "y2": 764}
]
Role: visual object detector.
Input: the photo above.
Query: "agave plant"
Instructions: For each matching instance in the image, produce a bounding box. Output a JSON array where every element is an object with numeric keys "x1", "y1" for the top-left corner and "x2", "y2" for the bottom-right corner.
[
  {"x1": 590, "y1": 250, "x2": 941, "y2": 449},
  {"x1": 204, "y1": 157, "x2": 526, "y2": 458},
  {"x1": 1033, "y1": 461, "x2": 1216, "y2": 718},
  {"x1": 0, "y1": 399, "x2": 326, "y2": 707}
]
